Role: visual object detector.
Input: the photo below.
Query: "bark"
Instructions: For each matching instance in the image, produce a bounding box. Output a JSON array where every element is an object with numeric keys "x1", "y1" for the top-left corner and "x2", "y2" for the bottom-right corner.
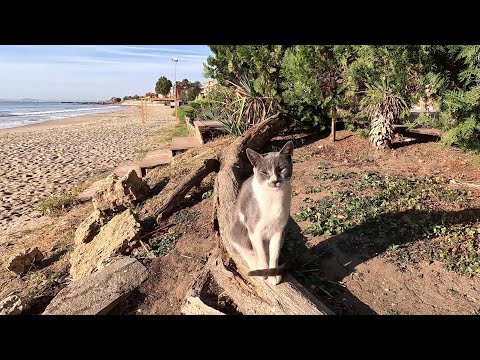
[
  {"x1": 185, "y1": 112, "x2": 333, "y2": 315},
  {"x1": 155, "y1": 158, "x2": 220, "y2": 222}
]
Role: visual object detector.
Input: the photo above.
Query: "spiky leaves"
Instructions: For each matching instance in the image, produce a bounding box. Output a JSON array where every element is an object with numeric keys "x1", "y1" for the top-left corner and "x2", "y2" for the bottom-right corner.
[{"x1": 363, "y1": 80, "x2": 408, "y2": 150}]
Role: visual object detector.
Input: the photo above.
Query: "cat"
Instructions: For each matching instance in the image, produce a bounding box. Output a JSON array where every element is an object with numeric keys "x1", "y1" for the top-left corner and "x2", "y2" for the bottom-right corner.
[{"x1": 230, "y1": 140, "x2": 294, "y2": 285}]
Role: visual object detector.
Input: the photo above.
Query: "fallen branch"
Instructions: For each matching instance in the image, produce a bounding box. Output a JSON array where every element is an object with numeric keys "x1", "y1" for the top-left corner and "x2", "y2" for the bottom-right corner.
[{"x1": 155, "y1": 158, "x2": 220, "y2": 222}]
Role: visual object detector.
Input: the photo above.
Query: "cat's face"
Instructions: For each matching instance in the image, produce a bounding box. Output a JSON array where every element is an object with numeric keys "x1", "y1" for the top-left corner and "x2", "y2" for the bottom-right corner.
[{"x1": 246, "y1": 141, "x2": 294, "y2": 189}]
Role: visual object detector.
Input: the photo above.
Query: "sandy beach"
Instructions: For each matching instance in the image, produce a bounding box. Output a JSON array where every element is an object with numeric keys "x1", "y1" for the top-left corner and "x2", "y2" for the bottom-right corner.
[{"x1": 0, "y1": 105, "x2": 176, "y2": 235}]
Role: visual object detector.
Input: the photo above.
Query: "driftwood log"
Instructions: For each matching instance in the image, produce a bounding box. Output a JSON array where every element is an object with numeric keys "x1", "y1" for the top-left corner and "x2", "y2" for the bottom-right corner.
[{"x1": 182, "y1": 113, "x2": 333, "y2": 315}]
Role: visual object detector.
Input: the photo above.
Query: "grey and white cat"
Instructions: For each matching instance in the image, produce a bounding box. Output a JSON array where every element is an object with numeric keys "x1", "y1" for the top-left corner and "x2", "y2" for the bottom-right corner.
[{"x1": 230, "y1": 141, "x2": 294, "y2": 285}]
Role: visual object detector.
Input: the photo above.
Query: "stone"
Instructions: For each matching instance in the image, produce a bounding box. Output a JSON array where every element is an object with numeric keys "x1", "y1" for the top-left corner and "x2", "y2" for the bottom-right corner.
[
  {"x1": 6, "y1": 247, "x2": 44, "y2": 275},
  {"x1": 76, "y1": 179, "x2": 106, "y2": 203},
  {"x1": 74, "y1": 209, "x2": 108, "y2": 245},
  {"x1": 92, "y1": 170, "x2": 149, "y2": 212},
  {"x1": 43, "y1": 257, "x2": 148, "y2": 315},
  {"x1": 0, "y1": 294, "x2": 29, "y2": 315},
  {"x1": 69, "y1": 209, "x2": 141, "y2": 281}
]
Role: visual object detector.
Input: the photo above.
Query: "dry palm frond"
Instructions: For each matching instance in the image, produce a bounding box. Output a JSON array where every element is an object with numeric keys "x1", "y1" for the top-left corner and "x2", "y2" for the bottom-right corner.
[{"x1": 364, "y1": 80, "x2": 408, "y2": 150}]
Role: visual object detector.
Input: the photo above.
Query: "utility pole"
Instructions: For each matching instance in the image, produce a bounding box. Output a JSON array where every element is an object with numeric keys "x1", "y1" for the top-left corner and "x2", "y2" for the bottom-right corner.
[{"x1": 172, "y1": 58, "x2": 179, "y2": 121}]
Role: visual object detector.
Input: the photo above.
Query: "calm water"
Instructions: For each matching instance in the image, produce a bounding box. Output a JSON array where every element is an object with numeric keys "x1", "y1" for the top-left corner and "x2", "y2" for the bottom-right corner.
[{"x1": 0, "y1": 101, "x2": 123, "y2": 129}]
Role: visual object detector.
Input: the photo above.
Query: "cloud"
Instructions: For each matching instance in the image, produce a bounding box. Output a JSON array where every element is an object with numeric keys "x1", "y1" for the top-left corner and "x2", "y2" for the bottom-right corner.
[{"x1": 0, "y1": 45, "x2": 213, "y2": 100}]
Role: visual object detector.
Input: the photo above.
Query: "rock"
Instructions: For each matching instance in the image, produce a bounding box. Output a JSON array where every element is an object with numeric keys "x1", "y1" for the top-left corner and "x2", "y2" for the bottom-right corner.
[
  {"x1": 76, "y1": 179, "x2": 106, "y2": 203},
  {"x1": 6, "y1": 247, "x2": 44, "y2": 275},
  {"x1": 0, "y1": 294, "x2": 29, "y2": 315},
  {"x1": 74, "y1": 209, "x2": 108, "y2": 245},
  {"x1": 92, "y1": 170, "x2": 149, "y2": 212},
  {"x1": 69, "y1": 209, "x2": 141, "y2": 281},
  {"x1": 43, "y1": 257, "x2": 148, "y2": 315}
]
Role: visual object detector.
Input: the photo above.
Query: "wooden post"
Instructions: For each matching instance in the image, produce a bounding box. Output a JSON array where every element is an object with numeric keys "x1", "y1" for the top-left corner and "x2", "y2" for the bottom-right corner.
[
  {"x1": 331, "y1": 108, "x2": 336, "y2": 142},
  {"x1": 175, "y1": 87, "x2": 179, "y2": 121}
]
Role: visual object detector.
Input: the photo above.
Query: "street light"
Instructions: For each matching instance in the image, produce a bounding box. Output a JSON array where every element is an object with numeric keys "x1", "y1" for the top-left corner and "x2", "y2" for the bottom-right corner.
[{"x1": 172, "y1": 58, "x2": 179, "y2": 121}]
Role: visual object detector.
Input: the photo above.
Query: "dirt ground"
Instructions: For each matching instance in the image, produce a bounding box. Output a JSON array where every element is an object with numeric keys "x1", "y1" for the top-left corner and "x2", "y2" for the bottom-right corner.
[
  {"x1": 126, "y1": 198, "x2": 217, "y2": 315},
  {"x1": 2, "y1": 129, "x2": 480, "y2": 315},
  {"x1": 0, "y1": 203, "x2": 92, "y2": 313},
  {"x1": 278, "y1": 130, "x2": 480, "y2": 315}
]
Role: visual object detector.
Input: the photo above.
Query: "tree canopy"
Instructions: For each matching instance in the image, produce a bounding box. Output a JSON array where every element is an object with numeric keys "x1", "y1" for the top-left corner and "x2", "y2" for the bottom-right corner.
[
  {"x1": 155, "y1": 76, "x2": 173, "y2": 97},
  {"x1": 176, "y1": 79, "x2": 202, "y2": 101},
  {"x1": 203, "y1": 45, "x2": 480, "y2": 153}
]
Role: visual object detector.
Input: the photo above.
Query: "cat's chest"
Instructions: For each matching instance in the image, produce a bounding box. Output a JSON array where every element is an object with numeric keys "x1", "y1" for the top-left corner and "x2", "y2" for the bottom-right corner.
[
  {"x1": 257, "y1": 191, "x2": 287, "y2": 216},
  {"x1": 253, "y1": 183, "x2": 291, "y2": 233}
]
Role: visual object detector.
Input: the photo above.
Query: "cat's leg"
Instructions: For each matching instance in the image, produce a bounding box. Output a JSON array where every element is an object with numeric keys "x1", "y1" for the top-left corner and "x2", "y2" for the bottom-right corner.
[
  {"x1": 249, "y1": 231, "x2": 268, "y2": 277},
  {"x1": 231, "y1": 243, "x2": 257, "y2": 271},
  {"x1": 267, "y1": 231, "x2": 284, "y2": 285},
  {"x1": 231, "y1": 219, "x2": 257, "y2": 270}
]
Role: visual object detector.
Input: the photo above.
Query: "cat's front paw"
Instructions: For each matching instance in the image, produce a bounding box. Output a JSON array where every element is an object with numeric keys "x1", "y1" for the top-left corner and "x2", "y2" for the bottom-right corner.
[{"x1": 267, "y1": 275, "x2": 282, "y2": 285}]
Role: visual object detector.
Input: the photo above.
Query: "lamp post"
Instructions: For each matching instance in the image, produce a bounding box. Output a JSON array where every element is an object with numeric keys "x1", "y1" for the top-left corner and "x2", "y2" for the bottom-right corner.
[{"x1": 172, "y1": 58, "x2": 179, "y2": 121}]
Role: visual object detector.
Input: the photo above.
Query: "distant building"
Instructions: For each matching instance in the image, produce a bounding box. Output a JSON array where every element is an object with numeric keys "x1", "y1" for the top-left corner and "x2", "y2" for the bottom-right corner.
[
  {"x1": 199, "y1": 79, "x2": 218, "y2": 98},
  {"x1": 145, "y1": 92, "x2": 158, "y2": 98}
]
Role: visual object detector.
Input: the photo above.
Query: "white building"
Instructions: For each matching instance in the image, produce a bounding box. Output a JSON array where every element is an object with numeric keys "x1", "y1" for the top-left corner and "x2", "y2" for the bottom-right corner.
[{"x1": 199, "y1": 79, "x2": 218, "y2": 98}]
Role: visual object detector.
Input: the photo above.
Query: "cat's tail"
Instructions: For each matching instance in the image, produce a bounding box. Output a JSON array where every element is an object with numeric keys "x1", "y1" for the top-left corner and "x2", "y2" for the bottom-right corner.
[{"x1": 247, "y1": 263, "x2": 286, "y2": 277}]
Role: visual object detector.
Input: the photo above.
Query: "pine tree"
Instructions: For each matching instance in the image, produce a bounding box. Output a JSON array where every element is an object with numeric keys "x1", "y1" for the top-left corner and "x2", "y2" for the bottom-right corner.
[
  {"x1": 280, "y1": 45, "x2": 352, "y2": 138},
  {"x1": 438, "y1": 46, "x2": 480, "y2": 152}
]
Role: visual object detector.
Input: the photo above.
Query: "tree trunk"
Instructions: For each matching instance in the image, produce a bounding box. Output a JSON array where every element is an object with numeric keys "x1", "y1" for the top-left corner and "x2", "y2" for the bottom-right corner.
[
  {"x1": 369, "y1": 110, "x2": 393, "y2": 150},
  {"x1": 183, "y1": 112, "x2": 333, "y2": 315},
  {"x1": 331, "y1": 108, "x2": 337, "y2": 142}
]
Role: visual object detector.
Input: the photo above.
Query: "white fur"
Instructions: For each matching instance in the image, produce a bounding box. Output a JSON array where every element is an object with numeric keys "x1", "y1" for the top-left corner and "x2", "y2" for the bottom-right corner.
[
  {"x1": 251, "y1": 174, "x2": 291, "y2": 239},
  {"x1": 250, "y1": 173, "x2": 291, "y2": 284}
]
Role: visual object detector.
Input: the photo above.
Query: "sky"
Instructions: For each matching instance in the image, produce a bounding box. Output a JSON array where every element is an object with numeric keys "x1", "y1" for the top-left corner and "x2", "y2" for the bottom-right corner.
[{"x1": 0, "y1": 45, "x2": 213, "y2": 101}]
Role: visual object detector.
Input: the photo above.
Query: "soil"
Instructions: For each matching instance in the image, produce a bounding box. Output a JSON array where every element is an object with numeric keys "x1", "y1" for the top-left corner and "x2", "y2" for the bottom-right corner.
[
  {"x1": 127, "y1": 198, "x2": 217, "y2": 315},
  {"x1": 2, "y1": 128, "x2": 480, "y2": 315},
  {"x1": 0, "y1": 203, "x2": 92, "y2": 314},
  {"x1": 275, "y1": 130, "x2": 480, "y2": 315}
]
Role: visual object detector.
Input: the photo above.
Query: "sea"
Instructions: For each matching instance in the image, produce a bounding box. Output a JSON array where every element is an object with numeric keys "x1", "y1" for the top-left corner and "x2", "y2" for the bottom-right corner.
[{"x1": 0, "y1": 100, "x2": 123, "y2": 129}]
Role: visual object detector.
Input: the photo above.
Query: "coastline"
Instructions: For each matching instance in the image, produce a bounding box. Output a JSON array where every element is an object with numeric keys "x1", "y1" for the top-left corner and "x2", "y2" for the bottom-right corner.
[
  {"x1": 0, "y1": 106, "x2": 134, "y2": 135},
  {"x1": 0, "y1": 105, "x2": 176, "y2": 235}
]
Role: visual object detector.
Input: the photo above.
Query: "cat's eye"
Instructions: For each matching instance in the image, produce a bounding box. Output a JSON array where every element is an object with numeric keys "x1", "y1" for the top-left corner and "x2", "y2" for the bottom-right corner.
[
  {"x1": 280, "y1": 168, "x2": 287, "y2": 174},
  {"x1": 260, "y1": 171, "x2": 268, "y2": 176}
]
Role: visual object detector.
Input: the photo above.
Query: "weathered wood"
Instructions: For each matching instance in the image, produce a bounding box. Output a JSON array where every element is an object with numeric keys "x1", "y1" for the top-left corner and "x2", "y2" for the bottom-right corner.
[
  {"x1": 43, "y1": 257, "x2": 148, "y2": 315},
  {"x1": 138, "y1": 148, "x2": 173, "y2": 169},
  {"x1": 170, "y1": 136, "x2": 202, "y2": 151},
  {"x1": 155, "y1": 158, "x2": 220, "y2": 222},
  {"x1": 183, "y1": 252, "x2": 333, "y2": 315},
  {"x1": 450, "y1": 179, "x2": 480, "y2": 189},
  {"x1": 181, "y1": 256, "x2": 226, "y2": 315},
  {"x1": 208, "y1": 112, "x2": 333, "y2": 315},
  {"x1": 113, "y1": 163, "x2": 143, "y2": 178},
  {"x1": 182, "y1": 296, "x2": 226, "y2": 315}
]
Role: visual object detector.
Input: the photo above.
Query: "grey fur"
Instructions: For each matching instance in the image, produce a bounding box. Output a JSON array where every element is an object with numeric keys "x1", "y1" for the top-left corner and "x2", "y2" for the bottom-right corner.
[{"x1": 230, "y1": 141, "x2": 294, "y2": 284}]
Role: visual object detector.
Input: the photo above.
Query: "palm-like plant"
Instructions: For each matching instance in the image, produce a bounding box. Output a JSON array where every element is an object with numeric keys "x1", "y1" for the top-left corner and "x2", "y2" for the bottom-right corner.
[
  {"x1": 197, "y1": 74, "x2": 280, "y2": 137},
  {"x1": 362, "y1": 79, "x2": 408, "y2": 150},
  {"x1": 223, "y1": 75, "x2": 279, "y2": 134}
]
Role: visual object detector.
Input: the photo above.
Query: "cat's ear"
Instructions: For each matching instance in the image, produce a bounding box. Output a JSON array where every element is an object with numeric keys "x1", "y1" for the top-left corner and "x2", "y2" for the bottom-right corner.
[
  {"x1": 246, "y1": 148, "x2": 263, "y2": 167},
  {"x1": 280, "y1": 140, "x2": 294, "y2": 156}
]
